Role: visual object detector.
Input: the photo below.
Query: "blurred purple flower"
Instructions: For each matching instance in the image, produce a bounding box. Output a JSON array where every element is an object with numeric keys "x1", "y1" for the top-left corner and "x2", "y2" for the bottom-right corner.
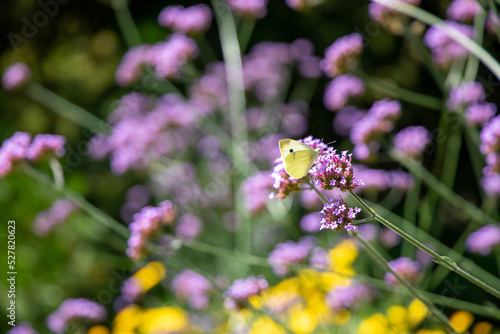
[
  {"x1": 281, "y1": 102, "x2": 309, "y2": 137},
  {"x1": 33, "y1": 199, "x2": 79, "y2": 237},
  {"x1": 2, "y1": 62, "x2": 31, "y2": 90},
  {"x1": 290, "y1": 38, "x2": 315, "y2": 60},
  {"x1": 465, "y1": 103, "x2": 496, "y2": 126},
  {"x1": 447, "y1": 81, "x2": 485, "y2": 111},
  {"x1": 46, "y1": 298, "x2": 107, "y2": 334},
  {"x1": 384, "y1": 257, "x2": 420, "y2": 285},
  {"x1": 175, "y1": 214, "x2": 203, "y2": 242},
  {"x1": 358, "y1": 223, "x2": 379, "y2": 242},
  {"x1": 158, "y1": 4, "x2": 212, "y2": 35},
  {"x1": 6, "y1": 322, "x2": 39, "y2": 334},
  {"x1": 171, "y1": 270, "x2": 213, "y2": 310},
  {"x1": 480, "y1": 115, "x2": 500, "y2": 155},
  {"x1": 326, "y1": 282, "x2": 375, "y2": 310},
  {"x1": 87, "y1": 135, "x2": 110, "y2": 160},
  {"x1": 300, "y1": 188, "x2": 341, "y2": 210},
  {"x1": 424, "y1": 21, "x2": 474, "y2": 67},
  {"x1": 323, "y1": 75, "x2": 366, "y2": 111},
  {"x1": 380, "y1": 228, "x2": 401, "y2": 248},
  {"x1": 393, "y1": 126, "x2": 432, "y2": 159},
  {"x1": 26, "y1": 134, "x2": 66, "y2": 161},
  {"x1": 481, "y1": 173, "x2": 500, "y2": 197},
  {"x1": 241, "y1": 171, "x2": 274, "y2": 214},
  {"x1": 268, "y1": 236, "x2": 315, "y2": 275},
  {"x1": 224, "y1": 276, "x2": 268, "y2": 310},
  {"x1": 320, "y1": 33, "x2": 363, "y2": 78},
  {"x1": 300, "y1": 212, "x2": 322, "y2": 233},
  {"x1": 189, "y1": 63, "x2": 229, "y2": 114},
  {"x1": 297, "y1": 56, "x2": 322, "y2": 78},
  {"x1": 466, "y1": 224, "x2": 500, "y2": 255},
  {"x1": 0, "y1": 132, "x2": 32, "y2": 177},
  {"x1": 333, "y1": 106, "x2": 367, "y2": 137},
  {"x1": 415, "y1": 247, "x2": 434, "y2": 267},
  {"x1": 115, "y1": 46, "x2": 149, "y2": 87},
  {"x1": 228, "y1": 0, "x2": 269, "y2": 18},
  {"x1": 447, "y1": 0, "x2": 482, "y2": 23},
  {"x1": 353, "y1": 166, "x2": 389, "y2": 191},
  {"x1": 320, "y1": 196, "x2": 361, "y2": 232},
  {"x1": 388, "y1": 170, "x2": 414, "y2": 191},
  {"x1": 368, "y1": 0, "x2": 421, "y2": 25},
  {"x1": 309, "y1": 247, "x2": 329, "y2": 268}
]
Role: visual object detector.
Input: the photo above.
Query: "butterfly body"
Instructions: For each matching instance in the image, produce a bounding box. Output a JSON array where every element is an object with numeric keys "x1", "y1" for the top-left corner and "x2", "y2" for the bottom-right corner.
[{"x1": 279, "y1": 139, "x2": 320, "y2": 178}]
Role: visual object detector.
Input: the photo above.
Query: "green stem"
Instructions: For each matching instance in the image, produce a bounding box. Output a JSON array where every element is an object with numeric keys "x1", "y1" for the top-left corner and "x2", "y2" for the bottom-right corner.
[
  {"x1": 352, "y1": 232, "x2": 456, "y2": 333},
  {"x1": 401, "y1": 167, "x2": 421, "y2": 257},
  {"x1": 463, "y1": 11, "x2": 486, "y2": 82},
  {"x1": 349, "y1": 190, "x2": 500, "y2": 299},
  {"x1": 372, "y1": 0, "x2": 500, "y2": 80},
  {"x1": 237, "y1": 17, "x2": 256, "y2": 53},
  {"x1": 49, "y1": 158, "x2": 65, "y2": 189},
  {"x1": 22, "y1": 164, "x2": 130, "y2": 239},
  {"x1": 25, "y1": 82, "x2": 107, "y2": 133},
  {"x1": 110, "y1": 0, "x2": 142, "y2": 48}
]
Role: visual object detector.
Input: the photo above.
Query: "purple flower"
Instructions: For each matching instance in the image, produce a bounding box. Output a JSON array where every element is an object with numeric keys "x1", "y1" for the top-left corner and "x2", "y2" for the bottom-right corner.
[
  {"x1": 388, "y1": 170, "x2": 414, "y2": 191},
  {"x1": 481, "y1": 173, "x2": 500, "y2": 197},
  {"x1": 447, "y1": 0, "x2": 482, "y2": 23},
  {"x1": 0, "y1": 132, "x2": 32, "y2": 177},
  {"x1": 228, "y1": 0, "x2": 269, "y2": 18},
  {"x1": 320, "y1": 33, "x2": 363, "y2": 78},
  {"x1": 224, "y1": 276, "x2": 268, "y2": 310},
  {"x1": 26, "y1": 134, "x2": 66, "y2": 161},
  {"x1": 480, "y1": 115, "x2": 500, "y2": 155},
  {"x1": 326, "y1": 282, "x2": 375, "y2": 310},
  {"x1": 333, "y1": 106, "x2": 367, "y2": 137},
  {"x1": 323, "y1": 75, "x2": 366, "y2": 111},
  {"x1": 297, "y1": 56, "x2": 322, "y2": 78},
  {"x1": 171, "y1": 270, "x2": 213, "y2": 310},
  {"x1": 320, "y1": 196, "x2": 361, "y2": 232},
  {"x1": 358, "y1": 223, "x2": 379, "y2": 242},
  {"x1": 175, "y1": 214, "x2": 202, "y2": 242},
  {"x1": 2, "y1": 63, "x2": 31, "y2": 90},
  {"x1": 126, "y1": 200, "x2": 176, "y2": 260},
  {"x1": 268, "y1": 237, "x2": 315, "y2": 275},
  {"x1": 300, "y1": 212, "x2": 322, "y2": 233},
  {"x1": 310, "y1": 148, "x2": 364, "y2": 192},
  {"x1": 380, "y1": 228, "x2": 401, "y2": 247},
  {"x1": 280, "y1": 102, "x2": 310, "y2": 137},
  {"x1": 158, "y1": 5, "x2": 212, "y2": 35},
  {"x1": 424, "y1": 21, "x2": 474, "y2": 67},
  {"x1": 353, "y1": 166, "x2": 389, "y2": 191},
  {"x1": 115, "y1": 46, "x2": 149, "y2": 86},
  {"x1": 33, "y1": 199, "x2": 79, "y2": 237},
  {"x1": 368, "y1": 0, "x2": 421, "y2": 25},
  {"x1": 393, "y1": 126, "x2": 432, "y2": 159},
  {"x1": 465, "y1": 224, "x2": 500, "y2": 255},
  {"x1": 7, "y1": 322, "x2": 39, "y2": 334},
  {"x1": 447, "y1": 81, "x2": 485, "y2": 111},
  {"x1": 189, "y1": 66, "x2": 229, "y2": 114},
  {"x1": 465, "y1": 103, "x2": 496, "y2": 126},
  {"x1": 384, "y1": 257, "x2": 420, "y2": 285},
  {"x1": 241, "y1": 171, "x2": 274, "y2": 214},
  {"x1": 46, "y1": 298, "x2": 107, "y2": 334}
]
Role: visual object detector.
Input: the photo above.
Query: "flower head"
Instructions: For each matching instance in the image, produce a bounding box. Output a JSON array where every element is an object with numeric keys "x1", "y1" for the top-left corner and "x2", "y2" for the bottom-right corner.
[
  {"x1": 384, "y1": 257, "x2": 420, "y2": 285},
  {"x1": 26, "y1": 134, "x2": 66, "y2": 161},
  {"x1": 447, "y1": 0, "x2": 482, "y2": 23},
  {"x1": 393, "y1": 126, "x2": 432, "y2": 159},
  {"x1": 158, "y1": 4, "x2": 212, "y2": 35},
  {"x1": 326, "y1": 282, "x2": 375, "y2": 311},
  {"x1": 2, "y1": 63, "x2": 31, "y2": 90},
  {"x1": 6, "y1": 322, "x2": 39, "y2": 334},
  {"x1": 323, "y1": 74, "x2": 366, "y2": 111},
  {"x1": 480, "y1": 115, "x2": 500, "y2": 155},
  {"x1": 46, "y1": 298, "x2": 107, "y2": 334},
  {"x1": 175, "y1": 214, "x2": 202, "y2": 242},
  {"x1": 320, "y1": 33, "x2": 363, "y2": 78},
  {"x1": 320, "y1": 196, "x2": 361, "y2": 232},
  {"x1": 447, "y1": 81, "x2": 485, "y2": 111},
  {"x1": 310, "y1": 148, "x2": 364, "y2": 191},
  {"x1": 268, "y1": 236, "x2": 315, "y2": 275},
  {"x1": 465, "y1": 224, "x2": 500, "y2": 255},
  {"x1": 121, "y1": 261, "x2": 166, "y2": 302},
  {"x1": 224, "y1": 276, "x2": 268, "y2": 310},
  {"x1": 465, "y1": 103, "x2": 496, "y2": 126},
  {"x1": 241, "y1": 171, "x2": 274, "y2": 214},
  {"x1": 424, "y1": 21, "x2": 474, "y2": 67},
  {"x1": 171, "y1": 270, "x2": 213, "y2": 310},
  {"x1": 228, "y1": 0, "x2": 269, "y2": 18},
  {"x1": 33, "y1": 199, "x2": 79, "y2": 236}
]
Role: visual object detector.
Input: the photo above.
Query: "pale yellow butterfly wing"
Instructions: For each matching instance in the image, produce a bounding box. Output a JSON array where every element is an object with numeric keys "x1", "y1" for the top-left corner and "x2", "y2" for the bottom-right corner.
[
  {"x1": 279, "y1": 139, "x2": 314, "y2": 158},
  {"x1": 283, "y1": 147, "x2": 319, "y2": 178}
]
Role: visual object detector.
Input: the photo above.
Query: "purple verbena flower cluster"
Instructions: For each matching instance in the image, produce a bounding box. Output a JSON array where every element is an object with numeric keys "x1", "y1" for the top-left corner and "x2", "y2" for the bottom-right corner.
[
  {"x1": 6, "y1": 322, "x2": 39, "y2": 334},
  {"x1": 326, "y1": 282, "x2": 375, "y2": 311},
  {"x1": 171, "y1": 269, "x2": 213, "y2": 310},
  {"x1": 350, "y1": 99, "x2": 402, "y2": 161},
  {"x1": 27, "y1": 134, "x2": 66, "y2": 161},
  {"x1": 320, "y1": 33, "x2": 363, "y2": 78},
  {"x1": 320, "y1": 196, "x2": 361, "y2": 232},
  {"x1": 393, "y1": 126, "x2": 432, "y2": 159},
  {"x1": 33, "y1": 199, "x2": 79, "y2": 236},
  {"x1": 228, "y1": 0, "x2": 269, "y2": 19},
  {"x1": 384, "y1": 257, "x2": 421, "y2": 285},
  {"x1": 46, "y1": 298, "x2": 107, "y2": 334},
  {"x1": 2, "y1": 62, "x2": 31, "y2": 90},
  {"x1": 158, "y1": 4, "x2": 212, "y2": 35},
  {"x1": 268, "y1": 236, "x2": 316, "y2": 275},
  {"x1": 447, "y1": 81, "x2": 485, "y2": 111},
  {"x1": 323, "y1": 74, "x2": 366, "y2": 112},
  {"x1": 424, "y1": 21, "x2": 474, "y2": 67},
  {"x1": 241, "y1": 171, "x2": 274, "y2": 214},
  {"x1": 175, "y1": 214, "x2": 203, "y2": 242},
  {"x1": 479, "y1": 115, "x2": 500, "y2": 196},
  {"x1": 465, "y1": 224, "x2": 500, "y2": 255},
  {"x1": 447, "y1": 0, "x2": 482, "y2": 23},
  {"x1": 126, "y1": 200, "x2": 176, "y2": 260},
  {"x1": 224, "y1": 275, "x2": 268, "y2": 310}
]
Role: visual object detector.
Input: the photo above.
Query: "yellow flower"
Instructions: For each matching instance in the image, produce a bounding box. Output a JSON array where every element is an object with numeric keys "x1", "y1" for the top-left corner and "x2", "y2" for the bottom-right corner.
[
  {"x1": 408, "y1": 299, "x2": 427, "y2": 326},
  {"x1": 415, "y1": 330, "x2": 446, "y2": 334},
  {"x1": 113, "y1": 305, "x2": 142, "y2": 333},
  {"x1": 248, "y1": 316, "x2": 285, "y2": 334},
  {"x1": 357, "y1": 313, "x2": 388, "y2": 334},
  {"x1": 332, "y1": 310, "x2": 351, "y2": 326},
  {"x1": 288, "y1": 306, "x2": 318, "y2": 334},
  {"x1": 139, "y1": 306, "x2": 188, "y2": 333},
  {"x1": 328, "y1": 239, "x2": 358, "y2": 271},
  {"x1": 260, "y1": 278, "x2": 300, "y2": 314},
  {"x1": 450, "y1": 310, "x2": 474, "y2": 333},
  {"x1": 386, "y1": 305, "x2": 408, "y2": 326},
  {"x1": 87, "y1": 325, "x2": 110, "y2": 334},
  {"x1": 132, "y1": 261, "x2": 166, "y2": 293},
  {"x1": 472, "y1": 321, "x2": 493, "y2": 334}
]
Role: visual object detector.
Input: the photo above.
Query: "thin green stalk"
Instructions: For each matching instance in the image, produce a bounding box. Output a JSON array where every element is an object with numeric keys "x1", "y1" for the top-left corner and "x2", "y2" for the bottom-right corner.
[
  {"x1": 464, "y1": 125, "x2": 484, "y2": 183},
  {"x1": 49, "y1": 158, "x2": 65, "y2": 189},
  {"x1": 463, "y1": 11, "x2": 485, "y2": 82},
  {"x1": 25, "y1": 82, "x2": 107, "y2": 133},
  {"x1": 237, "y1": 17, "x2": 256, "y2": 53},
  {"x1": 352, "y1": 232, "x2": 456, "y2": 333},
  {"x1": 22, "y1": 164, "x2": 130, "y2": 239},
  {"x1": 110, "y1": 0, "x2": 142, "y2": 48},
  {"x1": 372, "y1": 0, "x2": 500, "y2": 80},
  {"x1": 212, "y1": 0, "x2": 251, "y2": 273},
  {"x1": 349, "y1": 190, "x2": 500, "y2": 299},
  {"x1": 401, "y1": 168, "x2": 421, "y2": 257}
]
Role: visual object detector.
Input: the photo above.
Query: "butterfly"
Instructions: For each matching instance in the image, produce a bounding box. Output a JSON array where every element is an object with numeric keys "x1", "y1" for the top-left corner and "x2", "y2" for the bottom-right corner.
[{"x1": 279, "y1": 139, "x2": 320, "y2": 179}]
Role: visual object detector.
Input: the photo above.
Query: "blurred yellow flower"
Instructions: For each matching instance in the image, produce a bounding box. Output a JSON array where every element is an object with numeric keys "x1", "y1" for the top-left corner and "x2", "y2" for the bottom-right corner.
[
  {"x1": 248, "y1": 316, "x2": 285, "y2": 334},
  {"x1": 87, "y1": 325, "x2": 110, "y2": 334},
  {"x1": 328, "y1": 239, "x2": 358, "y2": 271},
  {"x1": 139, "y1": 307, "x2": 188, "y2": 333},
  {"x1": 132, "y1": 261, "x2": 167, "y2": 293},
  {"x1": 415, "y1": 329, "x2": 446, "y2": 334},
  {"x1": 472, "y1": 321, "x2": 493, "y2": 334},
  {"x1": 387, "y1": 305, "x2": 408, "y2": 325},
  {"x1": 450, "y1": 310, "x2": 474, "y2": 333},
  {"x1": 357, "y1": 313, "x2": 388, "y2": 334},
  {"x1": 408, "y1": 299, "x2": 427, "y2": 326},
  {"x1": 260, "y1": 278, "x2": 300, "y2": 314},
  {"x1": 113, "y1": 305, "x2": 142, "y2": 333},
  {"x1": 332, "y1": 309, "x2": 351, "y2": 326},
  {"x1": 288, "y1": 306, "x2": 318, "y2": 334}
]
